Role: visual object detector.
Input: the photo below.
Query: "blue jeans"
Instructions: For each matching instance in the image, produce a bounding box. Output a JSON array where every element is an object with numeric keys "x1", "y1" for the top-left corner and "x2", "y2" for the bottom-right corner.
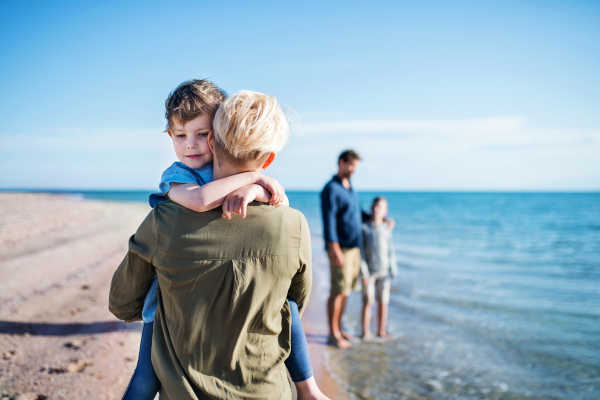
[
  {"x1": 121, "y1": 321, "x2": 161, "y2": 400},
  {"x1": 123, "y1": 299, "x2": 313, "y2": 398},
  {"x1": 285, "y1": 298, "x2": 314, "y2": 382}
]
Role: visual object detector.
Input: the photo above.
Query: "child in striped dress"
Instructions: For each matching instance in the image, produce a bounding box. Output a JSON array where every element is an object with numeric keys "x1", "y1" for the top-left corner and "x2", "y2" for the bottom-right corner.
[{"x1": 360, "y1": 197, "x2": 398, "y2": 339}]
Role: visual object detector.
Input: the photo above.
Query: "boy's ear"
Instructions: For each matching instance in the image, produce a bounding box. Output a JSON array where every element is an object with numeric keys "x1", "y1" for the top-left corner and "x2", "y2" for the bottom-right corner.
[
  {"x1": 167, "y1": 129, "x2": 173, "y2": 138},
  {"x1": 262, "y1": 153, "x2": 276, "y2": 169},
  {"x1": 207, "y1": 131, "x2": 215, "y2": 153}
]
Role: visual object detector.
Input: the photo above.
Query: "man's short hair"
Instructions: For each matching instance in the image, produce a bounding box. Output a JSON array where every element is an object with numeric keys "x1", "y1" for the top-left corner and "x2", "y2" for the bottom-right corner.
[
  {"x1": 338, "y1": 149, "x2": 361, "y2": 163},
  {"x1": 213, "y1": 90, "x2": 290, "y2": 166},
  {"x1": 165, "y1": 79, "x2": 227, "y2": 130}
]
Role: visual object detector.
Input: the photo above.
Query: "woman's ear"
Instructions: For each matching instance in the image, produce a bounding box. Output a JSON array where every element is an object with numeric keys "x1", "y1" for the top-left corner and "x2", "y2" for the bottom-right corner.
[{"x1": 262, "y1": 153, "x2": 276, "y2": 169}]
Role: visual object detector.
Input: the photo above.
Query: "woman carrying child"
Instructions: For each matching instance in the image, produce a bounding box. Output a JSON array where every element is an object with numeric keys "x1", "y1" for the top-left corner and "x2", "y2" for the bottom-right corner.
[{"x1": 112, "y1": 80, "x2": 327, "y2": 400}]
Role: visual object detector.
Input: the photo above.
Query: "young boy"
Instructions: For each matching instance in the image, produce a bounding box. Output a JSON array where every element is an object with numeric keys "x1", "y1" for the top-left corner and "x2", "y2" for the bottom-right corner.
[
  {"x1": 122, "y1": 80, "x2": 326, "y2": 400},
  {"x1": 360, "y1": 197, "x2": 398, "y2": 340}
]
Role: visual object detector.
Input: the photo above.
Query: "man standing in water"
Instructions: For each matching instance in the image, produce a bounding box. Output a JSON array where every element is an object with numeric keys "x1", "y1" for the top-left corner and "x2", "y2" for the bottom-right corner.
[{"x1": 321, "y1": 150, "x2": 362, "y2": 349}]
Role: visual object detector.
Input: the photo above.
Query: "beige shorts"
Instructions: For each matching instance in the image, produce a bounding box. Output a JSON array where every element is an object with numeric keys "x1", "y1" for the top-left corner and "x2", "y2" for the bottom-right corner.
[
  {"x1": 329, "y1": 247, "x2": 361, "y2": 296},
  {"x1": 362, "y1": 276, "x2": 391, "y2": 304}
]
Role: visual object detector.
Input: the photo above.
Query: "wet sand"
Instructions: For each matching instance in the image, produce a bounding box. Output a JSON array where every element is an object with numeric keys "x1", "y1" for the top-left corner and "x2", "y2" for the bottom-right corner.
[{"x1": 0, "y1": 193, "x2": 347, "y2": 400}]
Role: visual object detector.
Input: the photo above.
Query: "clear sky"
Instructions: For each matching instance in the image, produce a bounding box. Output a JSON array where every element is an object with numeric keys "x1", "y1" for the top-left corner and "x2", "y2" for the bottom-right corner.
[{"x1": 1, "y1": 0, "x2": 599, "y2": 191}]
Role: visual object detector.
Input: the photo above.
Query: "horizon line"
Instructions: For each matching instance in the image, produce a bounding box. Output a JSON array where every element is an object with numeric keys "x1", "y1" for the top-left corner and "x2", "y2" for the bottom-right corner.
[{"x1": 2, "y1": 188, "x2": 599, "y2": 194}]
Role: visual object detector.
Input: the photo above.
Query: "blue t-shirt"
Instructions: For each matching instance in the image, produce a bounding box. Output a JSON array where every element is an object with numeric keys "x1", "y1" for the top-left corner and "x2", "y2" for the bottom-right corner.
[
  {"x1": 148, "y1": 162, "x2": 214, "y2": 208},
  {"x1": 142, "y1": 162, "x2": 214, "y2": 322}
]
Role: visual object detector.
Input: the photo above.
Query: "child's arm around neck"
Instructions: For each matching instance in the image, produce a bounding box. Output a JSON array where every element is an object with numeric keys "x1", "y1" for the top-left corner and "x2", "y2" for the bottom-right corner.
[{"x1": 168, "y1": 171, "x2": 285, "y2": 213}]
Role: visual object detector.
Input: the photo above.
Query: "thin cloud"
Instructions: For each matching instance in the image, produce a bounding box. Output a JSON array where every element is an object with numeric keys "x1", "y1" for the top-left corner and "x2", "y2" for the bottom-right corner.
[{"x1": 302, "y1": 116, "x2": 526, "y2": 136}]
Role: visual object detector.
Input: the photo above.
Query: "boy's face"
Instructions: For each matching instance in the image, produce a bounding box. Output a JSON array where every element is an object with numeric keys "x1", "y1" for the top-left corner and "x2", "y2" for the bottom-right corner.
[{"x1": 167, "y1": 113, "x2": 214, "y2": 169}]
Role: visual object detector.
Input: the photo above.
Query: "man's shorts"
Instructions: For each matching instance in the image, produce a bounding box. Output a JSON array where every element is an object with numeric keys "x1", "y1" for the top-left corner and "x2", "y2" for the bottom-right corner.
[
  {"x1": 362, "y1": 276, "x2": 391, "y2": 305},
  {"x1": 329, "y1": 247, "x2": 361, "y2": 296}
]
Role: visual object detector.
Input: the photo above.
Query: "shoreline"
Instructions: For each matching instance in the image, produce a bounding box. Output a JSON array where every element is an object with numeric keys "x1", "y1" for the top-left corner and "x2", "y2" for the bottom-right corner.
[
  {"x1": 301, "y1": 236, "x2": 351, "y2": 400},
  {"x1": 0, "y1": 192, "x2": 349, "y2": 399}
]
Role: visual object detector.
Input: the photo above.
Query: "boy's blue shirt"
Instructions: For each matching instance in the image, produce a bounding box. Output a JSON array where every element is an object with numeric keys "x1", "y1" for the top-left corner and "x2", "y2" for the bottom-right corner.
[
  {"x1": 148, "y1": 162, "x2": 214, "y2": 208},
  {"x1": 142, "y1": 161, "x2": 214, "y2": 322}
]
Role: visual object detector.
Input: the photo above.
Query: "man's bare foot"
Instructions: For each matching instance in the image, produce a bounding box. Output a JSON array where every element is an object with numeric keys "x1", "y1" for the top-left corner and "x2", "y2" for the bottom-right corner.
[
  {"x1": 295, "y1": 376, "x2": 331, "y2": 400},
  {"x1": 377, "y1": 332, "x2": 391, "y2": 339},
  {"x1": 340, "y1": 330, "x2": 356, "y2": 341},
  {"x1": 328, "y1": 335, "x2": 352, "y2": 349},
  {"x1": 362, "y1": 332, "x2": 372, "y2": 340}
]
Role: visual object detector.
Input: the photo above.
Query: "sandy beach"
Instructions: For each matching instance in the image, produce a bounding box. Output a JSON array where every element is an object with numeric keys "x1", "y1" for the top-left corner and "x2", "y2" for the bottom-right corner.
[{"x1": 0, "y1": 192, "x2": 347, "y2": 400}]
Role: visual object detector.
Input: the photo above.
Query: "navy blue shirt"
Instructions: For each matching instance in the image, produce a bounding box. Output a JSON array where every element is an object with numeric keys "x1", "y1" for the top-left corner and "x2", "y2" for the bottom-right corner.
[{"x1": 320, "y1": 175, "x2": 363, "y2": 249}]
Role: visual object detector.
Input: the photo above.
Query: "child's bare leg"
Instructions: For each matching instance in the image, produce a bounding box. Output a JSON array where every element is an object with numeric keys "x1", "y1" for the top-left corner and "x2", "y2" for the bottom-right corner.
[
  {"x1": 377, "y1": 302, "x2": 389, "y2": 338},
  {"x1": 295, "y1": 376, "x2": 331, "y2": 400},
  {"x1": 362, "y1": 301, "x2": 372, "y2": 339}
]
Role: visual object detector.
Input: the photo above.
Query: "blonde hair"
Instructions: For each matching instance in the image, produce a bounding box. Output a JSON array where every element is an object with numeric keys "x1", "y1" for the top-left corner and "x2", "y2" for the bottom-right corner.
[{"x1": 213, "y1": 90, "x2": 290, "y2": 163}]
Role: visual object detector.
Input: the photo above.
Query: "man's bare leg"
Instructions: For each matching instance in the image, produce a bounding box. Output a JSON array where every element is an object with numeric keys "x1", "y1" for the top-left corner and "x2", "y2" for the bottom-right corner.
[
  {"x1": 338, "y1": 295, "x2": 355, "y2": 341},
  {"x1": 377, "y1": 302, "x2": 389, "y2": 338},
  {"x1": 361, "y1": 301, "x2": 372, "y2": 339},
  {"x1": 327, "y1": 293, "x2": 352, "y2": 349}
]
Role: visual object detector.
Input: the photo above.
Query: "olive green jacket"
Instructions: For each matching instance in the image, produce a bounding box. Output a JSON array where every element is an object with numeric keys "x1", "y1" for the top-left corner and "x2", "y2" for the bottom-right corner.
[{"x1": 109, "y1": 202, "x2": 312, "y2": 400}]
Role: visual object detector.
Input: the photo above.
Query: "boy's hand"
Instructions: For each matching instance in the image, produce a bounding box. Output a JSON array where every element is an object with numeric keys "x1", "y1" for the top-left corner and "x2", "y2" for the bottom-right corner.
[
  {"x1": 362, "y1": 277, "x2": 369, "y2": 285},
  {"x1": 255, "y1": 174, "x2": 285, "y2": 205},
  {"x1": 222, "y1": 185, "x2": 260, "y2": 219}
]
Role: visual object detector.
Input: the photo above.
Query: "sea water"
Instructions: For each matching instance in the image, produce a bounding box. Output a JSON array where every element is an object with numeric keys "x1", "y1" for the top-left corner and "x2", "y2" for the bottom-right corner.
[
  {"x1": 289, "y1": 192, "x2": 599, "y2": 400},
  {"x1": 15, "y1": 190, "x2": 599, "y2": 399}
]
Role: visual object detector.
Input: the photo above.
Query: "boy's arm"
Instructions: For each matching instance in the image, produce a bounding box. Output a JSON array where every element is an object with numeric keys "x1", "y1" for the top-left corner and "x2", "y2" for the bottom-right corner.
[
  {"x1": 168, "y1": 172, "x2": 284, "y2": 213},
  {"x1": 222, "y1": 184, "x2": 289, "y2": 219},
  {"x1": 109, "y1": 210, "x2": 158, "y2": 322}
]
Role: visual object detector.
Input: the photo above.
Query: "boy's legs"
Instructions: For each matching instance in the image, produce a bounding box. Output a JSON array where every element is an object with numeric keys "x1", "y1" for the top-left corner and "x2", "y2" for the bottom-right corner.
[
  {"x1": 286, "y1": 299, "x2": 331, "y2": 400},
  {"x1": 285, "y1": 298, "x2": 314, "y2": 383},
  {"x1": 121, "y1": 322, "x2": 161, "y2": 400}
]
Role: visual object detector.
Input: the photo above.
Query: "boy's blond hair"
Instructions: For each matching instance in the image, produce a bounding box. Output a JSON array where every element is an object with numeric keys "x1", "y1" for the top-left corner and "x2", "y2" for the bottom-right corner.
[
  {"x1": 165, "y1": 79, "x2": 227, "y2": 130},
  {"x1": 213, "y1": 90, "x2": 289, "y2": 166}
]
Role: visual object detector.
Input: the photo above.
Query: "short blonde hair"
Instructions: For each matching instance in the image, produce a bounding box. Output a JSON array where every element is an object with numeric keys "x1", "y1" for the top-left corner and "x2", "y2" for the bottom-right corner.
[{"x1": 213, "y1": 90, "x2": 289, "y2": 163}]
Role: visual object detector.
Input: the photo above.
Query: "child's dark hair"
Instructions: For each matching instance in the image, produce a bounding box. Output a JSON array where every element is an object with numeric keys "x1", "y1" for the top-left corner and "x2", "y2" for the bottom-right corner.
[
  {"x1": 338, "y1": 149, "x2": 361, "y2": 163},
  {"x1": 371, "y1": 196, "x2": 387, "y2": 207},
  {"x1": 165, "y1": 79, "x2": 227, "y2": 130}
]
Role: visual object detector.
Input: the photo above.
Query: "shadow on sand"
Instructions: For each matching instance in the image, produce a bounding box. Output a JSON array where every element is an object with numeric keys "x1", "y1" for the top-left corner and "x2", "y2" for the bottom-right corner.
[{"x1": 0, "y1": 320, "x2": 142, "y2": 336}]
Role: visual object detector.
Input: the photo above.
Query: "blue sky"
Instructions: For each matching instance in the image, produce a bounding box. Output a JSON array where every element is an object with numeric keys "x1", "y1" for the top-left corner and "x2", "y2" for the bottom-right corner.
[{"x1": 1, "y1": 0, "x2": 599, "y2": 190}]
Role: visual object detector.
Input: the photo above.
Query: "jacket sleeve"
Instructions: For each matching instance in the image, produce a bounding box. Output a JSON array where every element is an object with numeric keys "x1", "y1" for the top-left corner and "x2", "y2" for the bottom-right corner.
[
  {"x1": 288, "y1": 211, "x2": 313, "y2": 317},
  {"x1": 109, "y1": 209, "x2": 158, "y2": 322},
  {"x1": 320, "y1": 186, "x2": 339, "y2": 244}
]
